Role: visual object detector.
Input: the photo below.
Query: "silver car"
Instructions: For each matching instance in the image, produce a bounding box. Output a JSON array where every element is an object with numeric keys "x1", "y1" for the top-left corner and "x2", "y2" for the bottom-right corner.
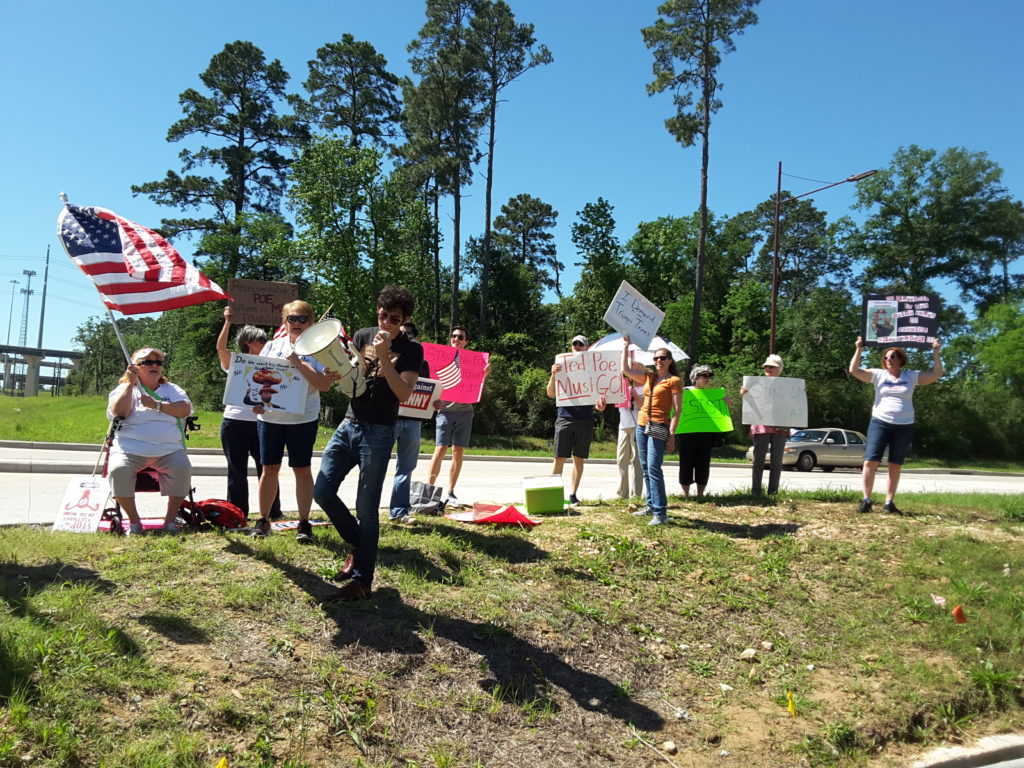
[{"x1": 744, "y1": 428, "x2": 871, "y2": 472}]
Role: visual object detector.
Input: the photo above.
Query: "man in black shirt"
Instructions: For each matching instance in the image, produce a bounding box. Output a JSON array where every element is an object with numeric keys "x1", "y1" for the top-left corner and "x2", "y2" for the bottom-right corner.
[{"x1": 314, "y1": 286, "x2": 424, "y2": 601}]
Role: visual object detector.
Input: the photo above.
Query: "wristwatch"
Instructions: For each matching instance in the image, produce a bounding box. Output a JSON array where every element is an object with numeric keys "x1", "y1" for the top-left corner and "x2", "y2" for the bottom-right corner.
[{"x1": 156, "y1": 401, "x2": 163, "y2": 412}]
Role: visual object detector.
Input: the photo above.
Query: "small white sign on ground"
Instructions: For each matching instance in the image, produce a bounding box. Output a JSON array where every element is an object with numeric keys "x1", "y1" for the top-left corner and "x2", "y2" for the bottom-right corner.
[{"x1": 53, "y1": 475, "x2": 108, "y2": 533}]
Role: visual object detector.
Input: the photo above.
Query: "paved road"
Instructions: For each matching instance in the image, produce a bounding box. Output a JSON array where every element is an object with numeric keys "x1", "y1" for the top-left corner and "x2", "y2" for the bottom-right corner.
[{"x1": 2, "y1": 442, "x2": 1022, "y2": 526}]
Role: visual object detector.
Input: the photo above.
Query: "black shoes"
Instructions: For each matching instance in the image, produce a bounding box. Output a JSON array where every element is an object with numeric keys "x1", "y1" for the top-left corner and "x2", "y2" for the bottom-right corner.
[
  {"x1": 857, "y1": 498, "x2": 873, "y2": 514},
  {"x1": 323, "y1": 580, "x2": 372, "y2": 603},
  {"x1": 883, "y1": 501, "x2": 903, "y2": 516},
  {"x1": 295, "y1": 519, "x2": 314, "y2": 543}
]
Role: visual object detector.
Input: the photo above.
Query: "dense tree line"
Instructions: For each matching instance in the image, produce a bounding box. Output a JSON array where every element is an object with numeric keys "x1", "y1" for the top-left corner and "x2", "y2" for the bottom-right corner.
[{"x1": 65, "y1": 0, "x2": 1024, "y2": 461}]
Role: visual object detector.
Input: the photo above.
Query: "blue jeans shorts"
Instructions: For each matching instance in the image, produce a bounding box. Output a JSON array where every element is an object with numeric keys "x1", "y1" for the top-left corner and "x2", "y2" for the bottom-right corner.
[
  {"x1": 864, "y1": 417, "x2": 913, "y2": 465},
  {"x1": 257, "y1": 419, "x2": 319, "y2": 467}
]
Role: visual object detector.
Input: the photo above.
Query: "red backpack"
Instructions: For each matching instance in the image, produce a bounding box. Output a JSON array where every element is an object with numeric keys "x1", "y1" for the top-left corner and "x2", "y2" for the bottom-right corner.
[{"x1": 179, "y1": 498, "x2": 247, "y2": 529}]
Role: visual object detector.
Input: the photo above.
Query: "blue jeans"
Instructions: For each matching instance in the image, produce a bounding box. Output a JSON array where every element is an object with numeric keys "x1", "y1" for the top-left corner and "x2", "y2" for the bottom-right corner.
[
  {"x1": 389, "y1": 417, "x2": 423, "y2": 519},
  {"x1": 313, "y1": 419, "x2": 394, "y2": 587},
  {"x1": 636, "y1": 424, "x2": 668, "y2": 517}
]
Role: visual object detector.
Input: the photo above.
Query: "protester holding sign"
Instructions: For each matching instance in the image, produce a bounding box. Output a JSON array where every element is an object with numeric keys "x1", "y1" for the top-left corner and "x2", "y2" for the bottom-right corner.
[
  {"x1": 216, "y1": 305, "x2": 280, "y2": 521},
  {"x1": 388, "y1": 322, "x2": 430, "y2": 523},
  {"x1": 546, "y1": 335, "x2": 608, "y2": 505},
  {"x1": 106, "y1": 348, "x2": 193, "y2": 535},
  {"x1": 678, "y1": 364, "x2": 727, "y2": 498},
  {"x1": 616, "y1": 380, "x2": 645, "y2": 499},
  {"x1": 251, "y1": 301, "x2": 341, "y2": 542},
  {"x1": 849, "y1": 336, "x2": 943, "y2": 515},
  {"x1": 622, "y1": 338, "x2": 682, "y2": 526},
  {"x1": 425, "y1": 326, "x2": 491, "y2": 507},
  {"x1": 315, "y1": 286, "x2": 424, "y2": 602},
  {"x1": 740, "y1": 355, "x2": 789, "y2": 497}
]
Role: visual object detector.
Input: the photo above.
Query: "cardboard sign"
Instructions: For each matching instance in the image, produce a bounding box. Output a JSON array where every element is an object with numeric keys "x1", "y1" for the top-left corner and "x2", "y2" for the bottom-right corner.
[
  {"x1": 676, "y1": 387, "x2": 733, "y2": 434},
  {"x1": 603, "y1": 280, "x2": 665, "y2": 352},
  {"x1": 223, "y1": 353, "x2": 309, "y2": 414},
  {"x1": 861, "y1": 293, "x2": 939, "y2": 349},
  {"x1": 226, "y1": 279, "x2": 299, "y2": 327},
  {"x1": 421, "y1": 344, "x2": 490, "y2": 404},
  {"x1": 741, "y1": 376, "x2": 807, "y2": 427},
  {"x1": 53, "y1": 476, "x2": 108, "y2": 533},
  {"x1": 553, "y1": 350, "x2": 626, "y2": 407},
  {"x1": 399, "y1": 377, "x2": 442, "y2": 419}
]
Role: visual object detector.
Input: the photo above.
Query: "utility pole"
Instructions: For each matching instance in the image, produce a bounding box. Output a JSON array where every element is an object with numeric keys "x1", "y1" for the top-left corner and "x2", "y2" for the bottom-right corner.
[
  {"x1": 37, "y1": 245, "x2": 49, "y2": 348},
  {"x1": 19, "y1": 270, "x2": 36, "y2": 347},
  {"x1": 5, "y1": 279, "x2": 17, "y2": 345}
]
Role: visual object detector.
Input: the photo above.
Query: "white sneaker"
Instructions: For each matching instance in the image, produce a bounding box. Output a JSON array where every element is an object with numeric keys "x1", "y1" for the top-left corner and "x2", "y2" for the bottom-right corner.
[
  {"x1": 445, "y1": 493, "x2": 466, "y2": 508},
  {"x1": 127, "y1": 522, "x2": 144, "y2": 536}
]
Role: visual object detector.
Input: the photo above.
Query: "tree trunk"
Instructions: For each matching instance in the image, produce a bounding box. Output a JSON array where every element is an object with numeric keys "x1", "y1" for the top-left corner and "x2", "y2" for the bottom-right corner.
[
  {"x1": 480, "y1": 93, "x2": 497, "y2": 339},
  {"x1": 689, "y1": 63, "x2": 712, "y2": 373},
  {"x1": 432, "y1": 184, "x2": 441, "y2": 341},
  {"x1": 451, "y1": 169, "x2": 462, "y2": 327}
]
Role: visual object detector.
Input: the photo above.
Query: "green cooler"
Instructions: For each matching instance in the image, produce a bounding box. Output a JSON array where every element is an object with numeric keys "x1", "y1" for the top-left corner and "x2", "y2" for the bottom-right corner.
[{"x1": 523, "y1": 475, "x2": 565, "y2": 515}]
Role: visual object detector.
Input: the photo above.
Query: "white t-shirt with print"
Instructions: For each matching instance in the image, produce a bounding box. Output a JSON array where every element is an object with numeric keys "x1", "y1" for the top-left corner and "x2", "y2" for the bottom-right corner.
[
  {"x1": 870, "y1": 368, "x2": 920, "y2": 425},
  {"x1": 107, "y1": 382, "x2": 192, "y2": 457},
  {"x1": 256, "y1": 335, "x2": 325, "y2": 425}
]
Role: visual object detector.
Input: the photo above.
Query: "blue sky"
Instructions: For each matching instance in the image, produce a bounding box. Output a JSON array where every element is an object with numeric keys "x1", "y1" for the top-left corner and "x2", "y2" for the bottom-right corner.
[{"x1": 2, "y1": 0, "x2": 1021, "y2": 351}]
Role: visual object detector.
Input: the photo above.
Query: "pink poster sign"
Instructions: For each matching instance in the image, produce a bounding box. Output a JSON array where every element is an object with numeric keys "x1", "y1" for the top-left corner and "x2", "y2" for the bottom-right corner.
[{"x1": 421, "y1": 343, "x2": 490, "y2": 404}]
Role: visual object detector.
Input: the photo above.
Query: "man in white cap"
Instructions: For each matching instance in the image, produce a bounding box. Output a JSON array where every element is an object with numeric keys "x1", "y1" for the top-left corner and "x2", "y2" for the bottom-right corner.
[{"x1": 546, "y1": 335, "x2": 607, "y2": 505}]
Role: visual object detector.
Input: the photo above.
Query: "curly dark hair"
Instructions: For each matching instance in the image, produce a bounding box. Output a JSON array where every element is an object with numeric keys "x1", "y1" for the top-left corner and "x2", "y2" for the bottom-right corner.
[{"x1": 376, "y1": 285, "x2": 414, "y2": 320}]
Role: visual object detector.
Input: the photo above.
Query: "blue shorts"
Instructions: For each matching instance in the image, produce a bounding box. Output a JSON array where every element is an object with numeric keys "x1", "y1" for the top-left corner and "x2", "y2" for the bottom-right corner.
[
  {"x1": 257, "y1": 419, "x2": 319, "y2": 468},
  {"x1": 864, "y1": 417, "x2": 913, "y2": 465},
  {"x1": 436, "y1": 411, "x2": 474, "y2": 448}
]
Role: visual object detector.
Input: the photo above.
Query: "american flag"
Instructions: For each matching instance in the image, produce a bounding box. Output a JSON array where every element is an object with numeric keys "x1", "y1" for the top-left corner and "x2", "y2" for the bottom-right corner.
[
  {"x1": 436, "y1": 350, "x2": 462, "y2": 389},
  {"x1": 58, "y1": 204, "x2": 230, "y2": 314}
]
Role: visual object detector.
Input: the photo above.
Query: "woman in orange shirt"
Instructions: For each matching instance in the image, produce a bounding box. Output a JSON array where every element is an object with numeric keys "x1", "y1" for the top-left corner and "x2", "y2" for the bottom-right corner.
[{"x1": 622, "y1": 338, "x2": 682, "y2": 525}]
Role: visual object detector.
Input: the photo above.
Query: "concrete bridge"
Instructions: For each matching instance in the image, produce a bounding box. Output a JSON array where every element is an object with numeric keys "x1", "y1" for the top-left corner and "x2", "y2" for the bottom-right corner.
[{"x1": 0, "y1": 345, "x2": 83, "y2": 396}]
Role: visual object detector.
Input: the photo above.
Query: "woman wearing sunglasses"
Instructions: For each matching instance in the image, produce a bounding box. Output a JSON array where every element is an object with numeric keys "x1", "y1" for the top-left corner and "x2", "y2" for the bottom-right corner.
[
  {"x1": 622, "y1": 339, "x2": 682, "y2": 526},
  {"x1": 679, "y1": 364, "x2": 721, "y2": 498},
  {"x1": 106, "y1": 347, "x2": 193, "y2": 535},
  {"x1": 849, "y1": 336, "x2": 943, "y2": 515},
  {"x1": 251, "y1": 300, "x2": 340, "y2": 540}
]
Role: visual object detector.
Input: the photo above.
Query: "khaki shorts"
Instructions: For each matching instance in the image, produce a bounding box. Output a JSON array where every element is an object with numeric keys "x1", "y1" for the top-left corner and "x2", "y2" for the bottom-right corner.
[{"x1": 108, "y1": 449, "x2": 192, "y2": 498}]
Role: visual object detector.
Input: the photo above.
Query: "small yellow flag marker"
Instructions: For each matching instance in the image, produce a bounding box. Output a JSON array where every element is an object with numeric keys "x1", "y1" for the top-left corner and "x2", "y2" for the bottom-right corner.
[
  {"x1": 786, "y1": 690, "x2": 796, "y2": 717},
  {"x1": 214, "y1": 759, "x2": 228, "y2": 768}
]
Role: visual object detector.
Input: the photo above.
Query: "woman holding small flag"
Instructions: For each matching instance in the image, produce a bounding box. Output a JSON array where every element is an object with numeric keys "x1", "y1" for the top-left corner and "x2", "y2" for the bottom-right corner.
[{"x1": 107, "y1": 348, "x2": 193, "y2": 535}]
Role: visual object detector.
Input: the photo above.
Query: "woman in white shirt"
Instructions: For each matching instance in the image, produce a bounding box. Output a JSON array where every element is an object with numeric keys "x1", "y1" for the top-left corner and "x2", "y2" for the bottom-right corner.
[
  {"x1": 107, "y1": 347, "x2": 193, "y2": 535},
  {"x1": 848, "y1": 336, "x2": 942, "y2": 515}
]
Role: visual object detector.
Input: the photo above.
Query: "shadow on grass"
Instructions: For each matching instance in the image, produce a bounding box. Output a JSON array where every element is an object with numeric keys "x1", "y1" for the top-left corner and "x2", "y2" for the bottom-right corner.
[
  {"x1": 223, "y1": 539, "x2": 663, "y2": 730},
  {"x1": 674, "y1": 517, "x2": 801, "y2": 539},
  {"x1": 0, "y1": 562, "x2": 116, "y2": 618},
  {"x1": 136, "y1": 611, "x2": 211, "y2": 644}
]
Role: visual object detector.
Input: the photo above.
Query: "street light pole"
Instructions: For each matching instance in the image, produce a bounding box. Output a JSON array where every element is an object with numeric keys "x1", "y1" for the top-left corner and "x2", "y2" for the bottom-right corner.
[{"x1": 768, "y1": 163, "x2": 878, "y2": 353}]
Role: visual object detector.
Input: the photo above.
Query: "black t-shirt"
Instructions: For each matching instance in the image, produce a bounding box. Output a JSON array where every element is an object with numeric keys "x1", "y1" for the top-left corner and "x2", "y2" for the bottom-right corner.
[
  {"x1": 345, "y1": 327, "x2": 425, "y2": 426},
  {"x1": 557, "y1": 404, "x2": 594, "y2": 421}
]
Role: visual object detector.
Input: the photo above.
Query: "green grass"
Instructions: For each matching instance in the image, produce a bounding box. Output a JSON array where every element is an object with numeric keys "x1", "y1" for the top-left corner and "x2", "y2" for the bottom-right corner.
[{"x1": 1, "y1": 490, "x2": 1022, "y2": 766}]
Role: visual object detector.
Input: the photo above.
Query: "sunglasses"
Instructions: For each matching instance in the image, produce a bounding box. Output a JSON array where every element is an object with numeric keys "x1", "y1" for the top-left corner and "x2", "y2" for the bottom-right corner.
[
  {"x1": 696, "y1": 373, "x2": 713, "y2": 379},
  {"x1": 883, "y1": 354, "x2": 901, "y2": 360},
  {"x1": 653, "y1": 355, "x2": 671, "y2": 362},
  {"x1": 138, "y1": 359, "x2": 164, "y2": 367},
  {"x1": 286, "y1": 314, "x2": 310, "y2": 324},
  {"x1": 378, "y1": 309, "x2": 403, "y2": 324},
  {"x1": 571, "y1": 341, "x2": 586, "y2": 348},
  {"x1": 451, "y1": 333, "x2": 467, "y2": 340}
]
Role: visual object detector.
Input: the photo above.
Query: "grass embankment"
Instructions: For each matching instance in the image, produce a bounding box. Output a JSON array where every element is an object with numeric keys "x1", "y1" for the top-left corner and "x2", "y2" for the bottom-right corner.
[
  {"x1": 1, "y1": 490, "x2": 1022, "y2": 767},
  {"x1": 3, "y1": 395, "x2": 1023, "y2": 471}
]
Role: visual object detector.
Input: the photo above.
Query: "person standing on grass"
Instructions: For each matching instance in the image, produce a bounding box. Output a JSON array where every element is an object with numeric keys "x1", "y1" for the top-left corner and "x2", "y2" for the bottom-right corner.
[
  {"x1": 848, "y1": 336, "x2": 943, "y2": 515},
  {"x1": 315, "y1": 286, "x2": 424, "y2": 602},
  {"x1": 622, "y1": 338, "x2": 682, "y2": 525},
  {"x1": 678, "y1": 364, "x2": 722, "y2": 498},
  {"x1": 740, "y1": 354, "x2": 789, "y2": 497},
  {"x1": 547, "y1": 335, "x2": 607, "y2": 506},
  {"x1": 425, "y1": 325, "x2": 491, "y2": 508},
  {"x1": 215, "y1": 304, "x2": 281, "y2": 521},
  {"x1": 388, "y1": 321, "x2": 431, "y2": 524},
  {"x1": 250, "y1": 301, "x2": 340, "y2": 542},
  {"x1": 615, "y1": 376, "x2": 645, "y2": 500}
]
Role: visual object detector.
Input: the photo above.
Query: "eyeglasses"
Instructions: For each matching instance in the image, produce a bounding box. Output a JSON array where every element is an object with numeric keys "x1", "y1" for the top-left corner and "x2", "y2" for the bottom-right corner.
[
  {"x1": 763, "y1": 365, "x2": 779, "y2": 370},
  {"x1": 450, "y1": 333, "x2": 467, "y2": 340},
  {"x1": 696, "y1": 373, "x2": 713, "y2": 379},
  {"x1": 138, "y1": 359, "x2": 164, "y2": 367},
  {"x1": 377, "y1": 309, "x2": 403, "y2": 325},
  {"x1": 653, "y1": 355, "x2": 670, "y2": 362},
  {"x1": 286, "y1": 314, "x2": 310, "y2": 324}
]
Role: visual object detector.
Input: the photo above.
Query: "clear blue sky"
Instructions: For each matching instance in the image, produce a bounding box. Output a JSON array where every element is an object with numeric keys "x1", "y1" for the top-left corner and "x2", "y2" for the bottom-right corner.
[{"x1": 2, "y1": 0, "x2": 1021, "y2": 351}]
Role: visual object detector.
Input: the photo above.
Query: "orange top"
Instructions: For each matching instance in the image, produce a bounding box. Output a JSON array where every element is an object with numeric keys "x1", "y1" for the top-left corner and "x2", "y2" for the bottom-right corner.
[{"x1": 638, "y1": 375, "x2": 682, "y2": 426}]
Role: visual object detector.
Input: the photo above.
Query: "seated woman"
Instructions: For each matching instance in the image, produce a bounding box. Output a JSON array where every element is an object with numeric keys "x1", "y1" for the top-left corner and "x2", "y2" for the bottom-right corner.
[{"x1": 107, "y1": 347, "x2": 193, "y2": 535}]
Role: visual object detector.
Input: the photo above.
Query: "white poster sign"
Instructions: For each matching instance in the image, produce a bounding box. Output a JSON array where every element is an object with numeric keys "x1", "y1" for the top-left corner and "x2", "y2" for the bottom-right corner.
[
  {"x1": 398, "y1": 377, "x2": 443, "y2": 419},
  {"x1": 553, "y1": 350, "x2": 627, "y2": 407},
  {"x1": 53, "y1": 476, "x2": 109, "y2": 533},
  {"x1": 602, "y1": 280, "x2": 665, "y2": 352},
  {"x1": 223, "y1": 353, "x2": 309, "y2": 415},
  {"x1": 741, "y1": 376, "x2": 807, "y2": 427}
]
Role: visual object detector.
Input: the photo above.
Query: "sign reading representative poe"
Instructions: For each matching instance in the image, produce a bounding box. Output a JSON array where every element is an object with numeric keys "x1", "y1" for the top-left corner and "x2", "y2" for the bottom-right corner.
[{"x1": 226, "y1": 279, "x2": 299, "y2": 328}]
